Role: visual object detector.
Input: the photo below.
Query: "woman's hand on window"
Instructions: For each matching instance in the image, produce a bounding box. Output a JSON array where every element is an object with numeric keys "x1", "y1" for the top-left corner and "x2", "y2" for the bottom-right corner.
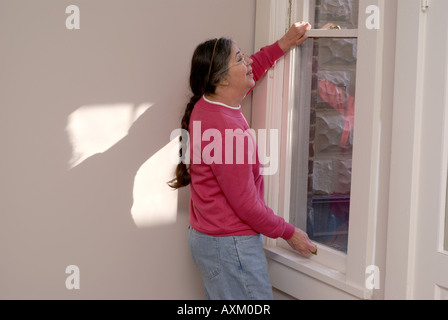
[
  {"x1": 286, "y1": 227, "x2": 318, "y2": 256},
  {"x1": 278, "y1": 21, "x2": 312, "y2": 52}
]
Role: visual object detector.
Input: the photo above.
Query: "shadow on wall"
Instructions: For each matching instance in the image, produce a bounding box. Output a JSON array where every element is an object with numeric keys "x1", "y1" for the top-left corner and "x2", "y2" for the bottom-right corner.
[
  {"x1": 47, "y1": 102, "x2": 192, "y2": 299},
  {"x1": 0, "y1": 97, "x2": 197, "y2": 299},
  {"x1": 65, "y1": 102, "x2": 180, "y2": 227}
]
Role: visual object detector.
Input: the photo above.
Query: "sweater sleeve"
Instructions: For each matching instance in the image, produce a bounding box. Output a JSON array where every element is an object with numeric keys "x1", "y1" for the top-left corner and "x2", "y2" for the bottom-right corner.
[
  {"x1": 209, "y1": 129, "x2": 295, "y2": 240},
  {"x1": 250, "y1": 41, "x2": 286, "y2": 83}
]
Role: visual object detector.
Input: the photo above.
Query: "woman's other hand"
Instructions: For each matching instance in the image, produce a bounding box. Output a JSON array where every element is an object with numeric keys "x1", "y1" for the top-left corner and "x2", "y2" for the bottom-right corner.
[
  {"x1": 278, "y1": 21, "x2": 312, "y2": 52},
  {"x1": 286, "y1": 228, "x2": 317, "y2": 256}
]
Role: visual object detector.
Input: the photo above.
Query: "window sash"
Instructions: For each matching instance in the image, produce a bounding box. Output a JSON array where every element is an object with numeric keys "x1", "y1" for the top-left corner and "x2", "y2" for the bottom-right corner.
[
  {"x1": 280, "y1": 5, "x2": 360, "y2": 272},
  {"x1": 256, "y1": 0, "x2": 390, "y2": 299}
]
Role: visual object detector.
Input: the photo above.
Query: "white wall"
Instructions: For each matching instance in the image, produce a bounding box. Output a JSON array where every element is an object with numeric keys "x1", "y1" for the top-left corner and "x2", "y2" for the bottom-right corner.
[{"x1": 0, "y1": 0, "x2": 256, "y2": 299}]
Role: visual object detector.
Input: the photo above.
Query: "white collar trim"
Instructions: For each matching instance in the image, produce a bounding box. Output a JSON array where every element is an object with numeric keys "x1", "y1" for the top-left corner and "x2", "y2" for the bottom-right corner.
[{"x1": 203, "y1": 95, "x2": 241, "y2": 110}]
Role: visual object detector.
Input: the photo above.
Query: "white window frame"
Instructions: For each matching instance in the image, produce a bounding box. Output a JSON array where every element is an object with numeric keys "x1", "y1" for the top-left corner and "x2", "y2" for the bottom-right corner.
[{"x1": 253, "y1": 0, "x2": 393, "y2": 299}]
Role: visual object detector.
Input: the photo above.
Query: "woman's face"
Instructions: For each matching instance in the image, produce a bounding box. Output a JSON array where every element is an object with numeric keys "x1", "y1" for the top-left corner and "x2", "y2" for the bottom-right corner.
[{"x1": 222, "y1": 42, "x2": 255, "y2": 94}]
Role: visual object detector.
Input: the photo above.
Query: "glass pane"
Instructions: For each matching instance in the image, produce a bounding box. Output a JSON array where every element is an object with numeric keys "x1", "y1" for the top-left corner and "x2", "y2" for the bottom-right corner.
[
  {"x1": 312, "y1": 0, "x2": 359, "y2": 29},
  {"x1": 291, "y1": 37, "x2": 357, "y2": 254},
  {"x1": 308, "y1": 38, "x2": 356, "y2": 253}
]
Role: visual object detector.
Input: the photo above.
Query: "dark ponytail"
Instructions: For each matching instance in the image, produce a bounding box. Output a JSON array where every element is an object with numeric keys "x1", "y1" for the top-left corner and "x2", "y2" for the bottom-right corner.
[{"x1": 168, "y1": 38, "x2": 233, "y2": 189}]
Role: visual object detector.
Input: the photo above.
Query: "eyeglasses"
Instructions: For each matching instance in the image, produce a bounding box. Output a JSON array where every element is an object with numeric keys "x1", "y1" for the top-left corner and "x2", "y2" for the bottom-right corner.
[
  {"x1": 235, "y1": 52, "x2": 249, "y2": 66},
  {"x1": 217, "y1": 52, "x2": 250, "y2": 75}
]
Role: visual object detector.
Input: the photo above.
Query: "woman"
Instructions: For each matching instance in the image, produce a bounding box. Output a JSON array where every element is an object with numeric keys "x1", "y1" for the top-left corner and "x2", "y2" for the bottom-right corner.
[{"x1": 170, "y1": 22, "x2": 317, "y2": 300}]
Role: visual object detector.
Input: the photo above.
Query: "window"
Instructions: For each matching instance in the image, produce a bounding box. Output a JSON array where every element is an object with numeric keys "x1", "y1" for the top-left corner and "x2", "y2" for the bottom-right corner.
[
  {"x1": 290, "y1": 0, "x2": 359, "y2": 254},
  {"x1": 255, "y1": 0, "x2": 393, "y2": 299}
]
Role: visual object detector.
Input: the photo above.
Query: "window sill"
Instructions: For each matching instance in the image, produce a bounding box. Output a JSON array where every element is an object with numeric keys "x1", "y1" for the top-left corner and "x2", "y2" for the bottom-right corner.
[{"x1": 264, "y1": 246, "x2": 369, "y2": 300}]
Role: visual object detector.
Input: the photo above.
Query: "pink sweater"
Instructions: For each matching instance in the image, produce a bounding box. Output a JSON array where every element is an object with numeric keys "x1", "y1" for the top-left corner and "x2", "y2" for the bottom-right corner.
[{"x1": 188, "y1": 41, "x2": 295, "y2": 240}]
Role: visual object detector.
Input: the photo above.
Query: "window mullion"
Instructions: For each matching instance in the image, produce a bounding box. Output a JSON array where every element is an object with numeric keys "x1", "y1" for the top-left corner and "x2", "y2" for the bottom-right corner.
[{"x1": 306, "y1": 29, "x2": 359, "y2": 38}]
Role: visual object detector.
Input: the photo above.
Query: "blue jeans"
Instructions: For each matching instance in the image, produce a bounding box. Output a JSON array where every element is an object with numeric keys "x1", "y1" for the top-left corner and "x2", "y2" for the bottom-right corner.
[{"x1": 188, "y1": 226, "x2": 274, "y2": 300}]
